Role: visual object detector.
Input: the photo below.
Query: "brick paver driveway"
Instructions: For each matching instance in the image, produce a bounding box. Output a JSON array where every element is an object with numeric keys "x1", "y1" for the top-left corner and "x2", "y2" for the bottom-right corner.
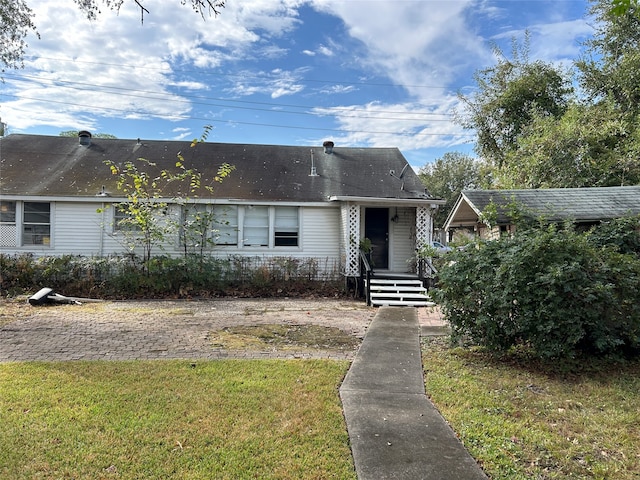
[{"x1": 0, "y1": 298, "x2": 377, "y2": 362}]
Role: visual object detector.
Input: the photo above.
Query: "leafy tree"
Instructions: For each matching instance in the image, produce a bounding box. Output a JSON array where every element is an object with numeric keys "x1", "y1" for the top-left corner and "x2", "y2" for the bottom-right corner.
[
  {"x1": 577, "y1": 0, "x2": 640, "y2": 116},
  {"x1": 1, "y1": 0, "x2": 38, "y2": 70},
  {"x1": 493, "y1": 0, "x2": 640, "y2": 189},
  {"x1": 168, "y1": 151, "x2": 234, "y2": 259},
  {"x1": 458, "y1": 36, "x2": 573, "y2": 169},
  {"x1": 101, "y1": 127, "x2": 234, "y2": 271},
  {"x1": 500, "y1": 100, "x2": 640, "y2": 187},
  {"x1": 418, "y1": 152, "x2": 484, "y2": 227},
  {"x1": 103, "y1": 157, "x2": 172, "y2": 270},
  {"x1": 73, "y1": 0, "x2": 225, "y2": 23},
  {"x1": 1, "y1": 0, "x2": 224, "y2": 71},
  {"x1": 59, "y1": 130, "x2": 117, "y2": 139},
  {"x1": 610, "y1": 0, "x2": 639, "y2": 16},
  {"x1": 460, "y1": 3, "x2": 640, "y2": 189}
]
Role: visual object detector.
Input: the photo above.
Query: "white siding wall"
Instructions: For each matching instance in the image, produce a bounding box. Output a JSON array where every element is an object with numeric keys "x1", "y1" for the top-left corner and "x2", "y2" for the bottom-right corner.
[
  {"x1": 0, "y1": 201, "x2": 342, "y2": 270},
  {"x1": 0, "y1": 200, "x2": 346, "y2": 276},
  {"x1": 0, "y1": 202, "x2": 105, "y2": 256},
  {"x1": 53, "y1": 202, "x2": 105, "y2": 255},
  {"x1": 300, "y1": 206, "x2": 341, "y2": 259}
]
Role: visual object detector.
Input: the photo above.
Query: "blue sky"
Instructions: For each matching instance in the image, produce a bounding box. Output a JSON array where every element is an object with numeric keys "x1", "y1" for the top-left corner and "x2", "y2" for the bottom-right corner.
[{"x1": 0, "y1": 0, "x2": 594, "y2": 169}]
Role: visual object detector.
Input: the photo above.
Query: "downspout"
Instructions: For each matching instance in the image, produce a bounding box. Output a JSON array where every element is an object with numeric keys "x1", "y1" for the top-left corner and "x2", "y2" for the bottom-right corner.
[{"x1": 99, "y1": 202, "x2": 105, "y2": 256}]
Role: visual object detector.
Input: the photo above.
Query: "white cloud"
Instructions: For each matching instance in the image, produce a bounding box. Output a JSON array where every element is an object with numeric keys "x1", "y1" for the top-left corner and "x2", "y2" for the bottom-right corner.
[
  {"x1": 320, "y1": 85, "x2": 357, "y2": 95},
  {"x1": 225, "y1": 67, "x2": 310, "y2": 99},
  {"x1": 2, "y1": 0, "x2": 592, "y2": 167},
  {"x1": 312, "y1": 98, "x2": 470, "y2": 151},
  {"x1": 317, "y1": 45, "x2": 334, "y2": 57},
  {"x1": 310, "y1": 0, "x2": 489, "y2": 91},
  {"x1": 3, "y1": 0, "x2": 310, "y2": 131},
  {"x1": 171, "y1": 127, "x2": 193, "y2": 140}
]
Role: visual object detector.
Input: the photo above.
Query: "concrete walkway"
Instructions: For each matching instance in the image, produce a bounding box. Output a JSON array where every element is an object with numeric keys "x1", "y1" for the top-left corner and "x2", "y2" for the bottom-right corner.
[{"x1": 340, "y1": 307, "x2": 487, "y2": 480}]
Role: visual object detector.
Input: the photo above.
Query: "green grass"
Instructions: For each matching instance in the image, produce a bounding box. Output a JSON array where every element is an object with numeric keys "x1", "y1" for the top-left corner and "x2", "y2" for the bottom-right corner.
[
  {"x1": 423, "y1": 337, "x2": 640, "y2": 479},
  {"x1": 0, "y1": 360, "x2": 355, "y2": 479}
]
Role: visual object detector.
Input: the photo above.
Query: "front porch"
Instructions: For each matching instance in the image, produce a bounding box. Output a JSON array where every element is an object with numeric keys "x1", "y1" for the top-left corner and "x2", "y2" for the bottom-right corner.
[
  {"x1": 332, "y1": 197, "x2": 442, "y2": 307},
  {"x1": 358, "y1": 255, "x2": 437, "y2": 307}
]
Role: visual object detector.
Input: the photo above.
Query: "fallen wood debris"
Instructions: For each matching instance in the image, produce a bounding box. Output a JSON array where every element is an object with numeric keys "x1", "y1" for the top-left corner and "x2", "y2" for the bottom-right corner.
[{"x1": 28, "y1": 288, "x2": 103, "y2": 306}]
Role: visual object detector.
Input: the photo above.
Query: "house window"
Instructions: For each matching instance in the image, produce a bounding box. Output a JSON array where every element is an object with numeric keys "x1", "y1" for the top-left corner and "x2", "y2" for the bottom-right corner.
[
  {"x1": 212, "y1": 205, "x2": 238, "y2": 245},
  {"x1": 0, "y1": 201, "x2": 17, "y2": 247},
  {"x1": 274, "y1": 206, "x2": 299, "y2": 246},
  {"x1": 179, "y1": 204, "x2": 299, "y2": 248},
  {"x1": 243, "y1": 206, "x2": 269, "y2": 246},
  {"x1": 0, "y1": 201, "x2": 16, "y2": 223},
  {"x1": 22, "y1": 202, "x2": 50, "y2": 246},
  {"x1": 114, "y1": 204, "x2": 140, "y2": 231}
]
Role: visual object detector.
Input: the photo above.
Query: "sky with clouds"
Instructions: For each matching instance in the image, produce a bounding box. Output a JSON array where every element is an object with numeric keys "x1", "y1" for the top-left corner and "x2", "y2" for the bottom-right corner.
[{"x1": 0, "y1": 0, "x2": 594, "y2": 168}]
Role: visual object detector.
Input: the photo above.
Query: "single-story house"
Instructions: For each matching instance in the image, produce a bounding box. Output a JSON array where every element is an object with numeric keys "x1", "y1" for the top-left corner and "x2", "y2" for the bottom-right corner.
[
  {"x1": 0, "y1": 133, "x2": 444, "y2": 283},
  {"x1": 444, "y1": 186, "x2": 640, "y2": 241}
]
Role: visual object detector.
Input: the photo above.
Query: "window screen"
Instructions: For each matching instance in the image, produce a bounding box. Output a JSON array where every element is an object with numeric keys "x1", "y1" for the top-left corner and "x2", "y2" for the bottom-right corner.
[
  {"x1": 0, "y1": 201, "x2": 16, "y2": 223},
  {"x1": 274, "y1": 207, "x2": 298, "y2": 246},
  {"x1": 243, "y1": 206, "x2": 269, "y2": 246},
  {"x1": 23, "y1": 202, "x2": 50, "y2": 245},
  {"x1": 213, "y1": 205, "x2": 238, "y2": 245}
]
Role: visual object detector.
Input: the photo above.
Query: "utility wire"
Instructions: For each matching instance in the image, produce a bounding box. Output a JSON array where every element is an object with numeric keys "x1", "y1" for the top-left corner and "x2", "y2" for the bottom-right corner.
[
  {"x1": 3, "y1": 96, "x2": 474, "y2": 137},
  {"x1": 4, "y1": 72, "x2": 455, "y2": 120},
  {"x1": 25, "y1": 55, "x2": 451, "y2": 90}
]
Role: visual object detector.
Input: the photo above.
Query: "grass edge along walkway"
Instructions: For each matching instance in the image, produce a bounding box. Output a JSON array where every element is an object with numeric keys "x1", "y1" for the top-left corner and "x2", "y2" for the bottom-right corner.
[{"x1": 340, "y1": 306, "x2": 487, "y2": 480}]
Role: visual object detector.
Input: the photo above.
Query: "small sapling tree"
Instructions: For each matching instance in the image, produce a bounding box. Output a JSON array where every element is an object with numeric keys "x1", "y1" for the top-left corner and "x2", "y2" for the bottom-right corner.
[{"x1": 101, "y1": 158, "x2": 173, "y2": 273}]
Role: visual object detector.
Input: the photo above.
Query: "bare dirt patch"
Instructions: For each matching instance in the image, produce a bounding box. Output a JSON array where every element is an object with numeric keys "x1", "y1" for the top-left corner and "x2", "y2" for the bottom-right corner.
[
  {"x1": 0, "y1": 297, "x2": 35, "y2": 326},
  {"x1": 0, "y1": 297, "x2": 374, "y2": 359},
  {"x1": 211, "y1": 324, "x2": 362, "y2": 352}
]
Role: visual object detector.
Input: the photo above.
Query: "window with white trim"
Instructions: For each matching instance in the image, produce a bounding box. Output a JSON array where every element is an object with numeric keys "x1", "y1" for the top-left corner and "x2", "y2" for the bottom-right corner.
[
  {"x1": 22, "y1": 202, "x2": 51, "y2": 246},
  {"x1": 274, "y1": 206, "x2": 299, "y2": 246},
  {"x1": 212, "y1": 205, "x2": 238, "y2": 245},
  {"x1": 0, "y1": 201, "x2": 17, "y2": 247},
  {"x1": 0, "y1": 201, "x2": 16, "y2": 223},
  {"x1": 179, "y1": 204, "x2": 299, "y2": 248},
  {"x1": 243, "y1": 205, "x2": 269, "y2": 246},
  {"x1": 113, "y1": 204, "x2": 140, "y2": 231}
]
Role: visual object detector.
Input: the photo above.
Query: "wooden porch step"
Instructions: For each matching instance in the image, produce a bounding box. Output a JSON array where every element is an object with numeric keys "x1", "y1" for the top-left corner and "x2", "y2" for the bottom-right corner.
[
  {"x1": 370, "y1": 298, "x2": 436, "y2": 307},
  {"x1": 369, "y1": 279, "x2": 423, "y2": 285},
  {"x1": 370, "y1": 291, "x2": 434, "y2": 307},
  {"x1": 370, "y1": 285, "x2": 427, "y2": 292},
  {"x1": 370, "y1": 292, "x2": 432, "y2": 300},
  {"x1": 366, "y1": 275, "x2": 434, "y2": 307}
]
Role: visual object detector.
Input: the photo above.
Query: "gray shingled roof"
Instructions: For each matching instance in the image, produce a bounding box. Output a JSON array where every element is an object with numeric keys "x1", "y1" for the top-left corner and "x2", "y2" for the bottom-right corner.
[
  {"x1": 446, "y1": 187, "x2": 640, "y2": 228},
  {"x1": 0, "y1": 134, "x2": 433, "y2": 202}
]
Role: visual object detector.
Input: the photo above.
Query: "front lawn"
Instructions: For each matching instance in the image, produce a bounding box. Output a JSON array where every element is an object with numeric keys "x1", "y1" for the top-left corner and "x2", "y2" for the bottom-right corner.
[
  {"x1": 423, "y1": 337, "x2": 640, "y2": 479},
  {"x1": 0, "y1": 360, "x2": 355, "y2": 479}
]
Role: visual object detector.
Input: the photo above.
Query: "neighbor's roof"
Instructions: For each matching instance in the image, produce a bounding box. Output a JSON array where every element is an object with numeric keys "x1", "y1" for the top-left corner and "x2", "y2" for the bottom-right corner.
[
  {"x1": 444, "y1": 186, "x2": 640, "y2": 229},
  {"x1": 0, "y1": 134, "x2": 434, "y2": 203}
]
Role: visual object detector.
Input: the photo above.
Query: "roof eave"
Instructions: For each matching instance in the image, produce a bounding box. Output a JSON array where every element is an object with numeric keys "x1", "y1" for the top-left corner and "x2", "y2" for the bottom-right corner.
[{"x1": 329, "y1": 195, "x2": 445, "y2": 206}]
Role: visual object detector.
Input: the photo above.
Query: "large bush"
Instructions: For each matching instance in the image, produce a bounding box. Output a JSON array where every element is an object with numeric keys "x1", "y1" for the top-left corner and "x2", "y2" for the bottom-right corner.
[{"x1": 436, "y1": 221, "x2": 640, "y2": 359}]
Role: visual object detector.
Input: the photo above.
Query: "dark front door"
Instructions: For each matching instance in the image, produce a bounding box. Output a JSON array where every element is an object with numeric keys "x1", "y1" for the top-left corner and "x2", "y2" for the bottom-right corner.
[{"x1": 365, "y1": 208, "x2": 389, "y2": 269}]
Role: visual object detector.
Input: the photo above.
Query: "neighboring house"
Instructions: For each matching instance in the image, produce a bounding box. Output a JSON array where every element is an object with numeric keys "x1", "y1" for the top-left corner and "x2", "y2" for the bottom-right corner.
[
  {"x1": 444, "y1": 186, "x2": 640, "y2": 241},
  {"x1": 0, "y1": 133, "x2": 443, "y2": 281}
]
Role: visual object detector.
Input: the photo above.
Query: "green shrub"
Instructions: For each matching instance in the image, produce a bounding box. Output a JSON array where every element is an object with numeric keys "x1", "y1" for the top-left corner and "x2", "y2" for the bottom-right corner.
[
  {"x1": 436, "y1": 224, "x2": 640, "y2": 359},
  {"x1": 588, "y1": 214, "x2": 640, "y2": 255},
  {"x1": 0, "y1": 254, "x2": 342, "y2": 299}
]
